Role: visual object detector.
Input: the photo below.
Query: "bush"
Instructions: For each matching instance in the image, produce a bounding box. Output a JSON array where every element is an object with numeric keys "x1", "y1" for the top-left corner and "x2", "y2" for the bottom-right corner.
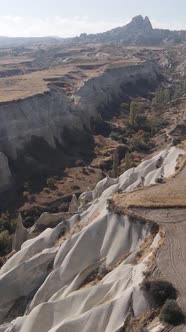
[
  {"x1": 23, "y1": 191, "x2": 29, "y2": 199},
  {"x1": 109, "y1": 131, "x2": 122, "y2": 141},
  {"x1": 43, "y1": 187, "x2": 50, "y2": 194},
  {"x1": 160, "y1": 300, "x2": 185, "y2": 325},
  {"x1": 129, "y1": 137, "x2": 150, "y2": 152},
  {"x1": 0, "y1": 217, "x2": 16, "y2": 234},
  {"x1": 28, "y1": 195, "x2": 36, "y2": 203},
  {"x1": 24, "y1": 216, "x2": 34, "y2": 228},
  {"x1": 120, "y1": 102, "x2": 129, "y2": 112},
  {"x1": 0, "y1": 230, "x2": 12, "y2": 254},
  {"x1": 47, "y1": 178, "x2": 57, "y2": 190},
  {"x1": 141, "y1": 279, "x2": 177, "y2": 307},
  {"x1": 71, "y1": 185, "x2": 80, "y2": 190}
]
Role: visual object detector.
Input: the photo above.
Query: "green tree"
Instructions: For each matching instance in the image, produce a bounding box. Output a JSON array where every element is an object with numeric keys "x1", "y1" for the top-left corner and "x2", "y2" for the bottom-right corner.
[
  {"x1": 155, "y1": 87, "x2": 171, "y2": 105},
  {"x1": 112, "y1": 149, "x2": 119, "y2": 178},
  {"x1": 129, "y1": 101, "x2": 137, "y2": 126},
  {"x1": 164, "y1": 89, "x2": 171, "y2": 103},
  {"x1": 120, "y1": 102, "x2": 129, "y2": 112},
  {"x1": 125, "y1": 151, "x2": 131, "y2": 171}
]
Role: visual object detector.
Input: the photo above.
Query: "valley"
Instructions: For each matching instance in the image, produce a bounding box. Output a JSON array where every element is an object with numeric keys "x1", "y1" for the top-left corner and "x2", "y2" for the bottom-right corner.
[{"x1": 0, "y1": 15, "x2": 186, "y2": 332}]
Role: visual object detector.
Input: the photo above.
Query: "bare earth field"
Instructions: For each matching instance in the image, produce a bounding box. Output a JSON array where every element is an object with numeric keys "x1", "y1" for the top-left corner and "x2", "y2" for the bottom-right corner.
[
  {"x1": 0, "y1": 44, "x2": 145, "y2": 102},
  {"x1": 113, "y1": 153, "x2": 186, "y2": 209}
]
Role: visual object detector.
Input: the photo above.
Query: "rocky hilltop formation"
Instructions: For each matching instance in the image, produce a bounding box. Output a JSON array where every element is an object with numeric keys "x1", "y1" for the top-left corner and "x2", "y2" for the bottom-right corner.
[
  {"x1": 74, "y1": 15, "x2": 186, "y2": 46},
  {"x1": 2, "y1": 15, "x2": 186, "y2": 48}
]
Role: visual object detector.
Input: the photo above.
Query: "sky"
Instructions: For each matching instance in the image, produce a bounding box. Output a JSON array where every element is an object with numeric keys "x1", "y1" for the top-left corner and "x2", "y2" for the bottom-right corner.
[{"x1": 0, "y1": 0, "x2": 186, "y2": 37}]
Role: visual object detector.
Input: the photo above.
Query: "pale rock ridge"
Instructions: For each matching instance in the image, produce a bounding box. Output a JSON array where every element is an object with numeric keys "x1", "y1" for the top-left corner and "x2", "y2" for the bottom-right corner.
[
  {"x1": 0, "y1": 146, "x2": 183, "y2": 331},
  {"x1": 75, "y1": 15, "x2": 186, "y2": 45}
]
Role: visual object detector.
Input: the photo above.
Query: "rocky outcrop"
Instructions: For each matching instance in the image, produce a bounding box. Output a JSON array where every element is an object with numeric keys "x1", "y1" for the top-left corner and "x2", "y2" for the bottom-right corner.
[
  {"x1": 125, "y1": 15, "x2": 153, "y2": 33},
  {"x1": 0, "y1": 61, "x2": 159, "y2": 200},
  {"x1": 74, "y1": 15, "x2": 186, "y2": 46},
  {"x1": 0, "y1": 146, "x2": 182, "y2": 331},
  {"x1": 76, "y1": 61, "x2": 159, "y2": 118}
]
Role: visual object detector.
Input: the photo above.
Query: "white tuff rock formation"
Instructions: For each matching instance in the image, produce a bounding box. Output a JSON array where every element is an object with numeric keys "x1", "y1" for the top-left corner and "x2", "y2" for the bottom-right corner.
[{"x1": 0, "y1": 146, "x2": 183, "y2": 332}]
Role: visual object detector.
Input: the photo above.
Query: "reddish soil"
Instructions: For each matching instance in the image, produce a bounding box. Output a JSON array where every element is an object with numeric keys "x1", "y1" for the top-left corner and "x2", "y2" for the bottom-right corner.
[{"x1": 18, "y1": 135, "x2": 119, "y2": 217}]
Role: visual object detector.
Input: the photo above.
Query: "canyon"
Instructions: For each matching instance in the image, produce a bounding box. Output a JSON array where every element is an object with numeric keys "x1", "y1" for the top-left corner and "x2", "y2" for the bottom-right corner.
[
  {"x1": 0, "y1": 16, "x2": 186, "y2": 332},
  {"x1": 0, "y1": 44, "x2": 159, "y2": 209}
]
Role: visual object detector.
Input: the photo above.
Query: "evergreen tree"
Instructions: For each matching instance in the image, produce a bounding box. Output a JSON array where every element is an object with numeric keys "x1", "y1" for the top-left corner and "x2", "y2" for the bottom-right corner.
[
  {"x1": 125, "y1": 151, "x2": 131, "y2": 171},
  {"x1": 112, "y1": 149, "x2": 119, "y2": 178},
  {"x1": 129, "y1": 101, "x2": 137, "y2": 126}
]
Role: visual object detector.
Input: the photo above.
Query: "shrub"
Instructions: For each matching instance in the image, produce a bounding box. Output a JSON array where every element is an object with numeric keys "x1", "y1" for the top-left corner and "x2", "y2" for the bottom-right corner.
[
  {"x1": 129, "y1": 101, "x2": 137, "y2": 126},
  {"x1": 82, "y1": 167, "x2": 89, "y2": 175},
  {"x1": 75, "y1": 159, "x2": 85, "y2": 167},
  {"x1": 155, "y1": 177, "x2": 164, "y2": 184},
  {"x1": 71, "y1": 185, "x2": 80, "y2": 190},
  {"x1": 141, "y1": 279, "x2": 177, "y2": 307},
  {"x1": 112, "y1": 149, "x2": 119, "y2": 178},
  {"x1": 120, "y1": 102, "x2": 129, "y2": 112},
  {"x1": 129, "y1": 137, "x2": 150, "y2": 152},
  {"x1": 0, "y1": 230, "x2": 12, "y2": 254},
  {"x1": 47, "y1": 178, "x2": 57, "y2": 190},
  {"x1": 0, "y1": 217, "x2": 16, "y2": 234},
  {"x1": 43, "y1": 187, "x2": 50, "y2": 194},
  {"x1": 160, "y1": 300, "x2": 185, "y2": 325},
  {"x1": 109, "y1": 131, "x2": 122, "y2": 141},
  {"x1": 23, "y1": 191, "x2": 29, "y2": 199},
  {"x1": 125, "y1": 151, "x2": 132, "y2": 171},
  {"x1": 24, "y1": 216, "x2": 34, "y2": 228},
  {"x1": 28, "y1": 195, "x2": 36, "y2": 203}
]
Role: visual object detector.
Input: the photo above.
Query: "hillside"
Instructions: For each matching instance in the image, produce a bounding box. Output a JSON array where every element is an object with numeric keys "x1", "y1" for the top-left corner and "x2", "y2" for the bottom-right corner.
[
  {"x1": 2, "y1": 15, "x2": 186, "y2": 48},
  {"x1": 72, "y1": 15, "x2": 186, "y2": 46},
  {"x1": 0, "y1": 21, "x2": 186, "y2": 332},
  {"x1": 0, "y1": 145, "x2": 186, "y2": 331}
]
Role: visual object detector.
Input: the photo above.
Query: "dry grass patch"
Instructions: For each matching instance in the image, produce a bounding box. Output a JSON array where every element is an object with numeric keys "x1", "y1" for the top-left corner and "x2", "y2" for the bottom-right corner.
[
  {"x1": 112, "y1": 164, "x2": 186, "y2": 209},
  {"x1": 122, "y1": 308, "x2": 160, "y2": 332},
  {"x1": 0, "y1": 60, "x2": 106, "y2": 102}
]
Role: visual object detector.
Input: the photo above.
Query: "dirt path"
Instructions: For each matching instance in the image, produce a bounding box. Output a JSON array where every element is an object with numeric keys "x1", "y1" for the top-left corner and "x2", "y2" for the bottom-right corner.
[
  {"x1": 127, "y1": 207, "x2": 186, "y2": 331},
  {"x1": 156, "y1": 221, "x2": 186, "y2": 332},
  {"x1": 113, "y1": 159, "x2": 186, "y2": 209}
]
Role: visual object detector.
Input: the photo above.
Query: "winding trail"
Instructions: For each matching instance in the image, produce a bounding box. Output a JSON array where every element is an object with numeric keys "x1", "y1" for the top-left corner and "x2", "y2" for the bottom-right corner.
[
  {"x1": 112, "y1": 160, "x2": 186, "y2": 331},
  {"x1": 127, "y1": 207, "x2": 186, "y2": 331}
]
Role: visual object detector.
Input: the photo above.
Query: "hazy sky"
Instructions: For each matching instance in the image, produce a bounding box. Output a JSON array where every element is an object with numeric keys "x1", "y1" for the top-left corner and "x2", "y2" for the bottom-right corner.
[{"x1": 0, "y1": 0, "x2": 186, "y2": 37}]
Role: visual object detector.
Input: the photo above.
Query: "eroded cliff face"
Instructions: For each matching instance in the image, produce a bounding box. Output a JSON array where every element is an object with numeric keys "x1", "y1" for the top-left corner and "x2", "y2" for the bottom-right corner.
[
  {"x1": 0, "y1": 91, "x2": 95, "y2": 200},
  {"x1": 76, "y1": 61, "x2": 158, "y2": 119},
  {"x1": 0, "y1": 61, "x2": 159, "y2": 201}
]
